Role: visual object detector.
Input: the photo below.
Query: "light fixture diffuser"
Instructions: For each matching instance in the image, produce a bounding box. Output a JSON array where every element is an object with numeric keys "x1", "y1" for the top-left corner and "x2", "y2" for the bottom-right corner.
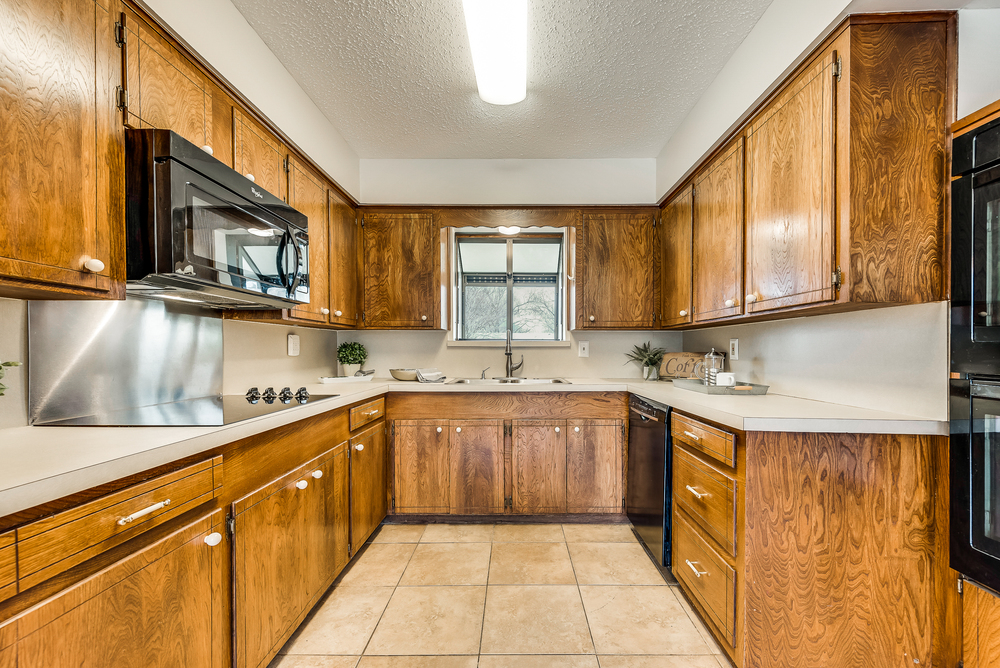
[
  {"x1": 498, "y1": 226, "x2": 521, "y2": 235},
  {"x1": 462, "y1": 0, "x2": 527, "y2": 105}
]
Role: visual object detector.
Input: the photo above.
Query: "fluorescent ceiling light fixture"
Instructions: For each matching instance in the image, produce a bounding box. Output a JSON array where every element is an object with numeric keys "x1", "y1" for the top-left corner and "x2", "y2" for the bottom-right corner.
[
  {"x1": 498, "y1": 226, "x2": 521, "y2": 235},
  {"x1": 462, "y1": 0, "x2": 527, "y2": 105}
]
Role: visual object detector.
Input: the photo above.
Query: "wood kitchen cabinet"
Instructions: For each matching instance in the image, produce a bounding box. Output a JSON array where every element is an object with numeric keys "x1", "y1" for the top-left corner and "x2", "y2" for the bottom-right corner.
[
  {"x1": 286, "y1": 156, "x2": 330, "y2": 324},
  {"x1": 577, "y1": 211, "x2": 658, "y2": 328},
  {"x1": 6, "y1": 510, "x2": 226, "y2": 668},
  {"x1": 692, "y1": 137, "x2": 744, "y2": 323},
  {"x1": 659, "y1": 186, "x2": 694, "y2": 327},
  {"x1": 350, "y1": 422, "x2": 389, "y2": 546},
  {"x1": 233, "y1": 107, "x2": 287, "y2": 201},
  {"x1": 449, "y1": 420, "x2": 505, "y2": 514},
  {"x1": 361, "y1": 212, "x2": 440, "y2": 328},
  {"x1": 329, "y1": 188, "x2": 360, "y2": 327},
  {"x1": 511, "y1": 420, "x2": 567, "y2": 513},
  {"x1": 0, "y1": 0, "x2": 124, "y2": 299},
  {"x1": 121, "y1": 8, "x2": 213, "y2": 150},
  {"x1": 393, "y1": 421, "x2": 451, "y2": 514},
  {"x1": 964, "y1": 580, "x2": 1000, "y2": 668},
  {"x1": 566, "y1": 420, "x2": 623, "y2": 513}
]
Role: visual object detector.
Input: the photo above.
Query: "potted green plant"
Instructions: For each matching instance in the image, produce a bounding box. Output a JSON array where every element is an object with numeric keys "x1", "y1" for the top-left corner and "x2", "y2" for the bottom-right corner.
[
  {"x1": 625, "y1": 342, "x2": 666, "y2": 380},
  {"x1": 337, "y1": 342, "x2": 367, "y2": 377},
  {"x1": 0, "y1": 360, "x2": 21, "y2": 397}
]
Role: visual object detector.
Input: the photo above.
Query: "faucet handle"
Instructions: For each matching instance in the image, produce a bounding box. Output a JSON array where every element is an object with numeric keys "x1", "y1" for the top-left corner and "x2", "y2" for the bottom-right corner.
[{"x1": 480, "y1": 366, "x2": 490, "y2": 379}]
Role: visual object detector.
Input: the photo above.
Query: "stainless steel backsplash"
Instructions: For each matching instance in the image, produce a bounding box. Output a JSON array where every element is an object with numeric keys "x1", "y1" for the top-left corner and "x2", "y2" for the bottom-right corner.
[{"x1": 28, "y1": 298, "x2": 223, "y2": 424}]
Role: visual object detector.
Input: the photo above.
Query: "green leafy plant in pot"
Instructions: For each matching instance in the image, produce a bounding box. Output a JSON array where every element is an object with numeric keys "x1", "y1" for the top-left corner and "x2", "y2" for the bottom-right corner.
[
  {"x1": 337, "y1": 342, "x2": 367, "y2": 377},
  {"x1": 0, "y1": 360, "x2": 22, "y2": 397},
  {"x1": 625, "y1": 342, "x2": 666, "y2": 380}
]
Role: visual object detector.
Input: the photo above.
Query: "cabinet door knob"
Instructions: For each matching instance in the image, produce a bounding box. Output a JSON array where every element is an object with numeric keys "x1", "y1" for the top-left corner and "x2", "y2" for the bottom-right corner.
[
  {"x1": 355, "y1": 444, "x2": 364, "y2": 451},
  {"x1": 456, "y1": 427, "x2": 462, "y2": 433},
  {"x1": 201, "y1": 145, "x2": 214, "y2": 156},
  {"x1": 245, "y1": 173, "x2": 255, "y2": 182},
  {"x1": 436, "y1": 427, "x2": 442, "y2": 433},
  {"x1": 82, "y1": 258, "x2": 105, "y2": 273},
  {"x1": 421, "y1": 315, "x2": 427, "y2": 321},
  {"x1": 746, "y1": 293, "x2": 757, "y2": 303},
  {"x1": 574, "y1": 426, "x2": 580, "y2": 432},
  {"x1": 335, "y1": 310, "x2": 343, "y2": 317},
  {"x1": 679, "y1": 310, "x2": 687, "y2": 317},
  {"x1": 204, "y1": 532, "x2": 223, "y2": 547},
  {"x1": 589, "y1": 315, "x2": 595, "y2": 322},
  {"x1": 312, "y1": 470, "x2": 323, "y2": 479},
  {"x1": 295, "y1": 480, "x2": 308, "y2": 490},
  {"x1": 724, "y1": 299, "x2": 735, "y2": 308},
  {"x1": 554, "y1": 427, "x2": 560, "y2": 433},
  {"x1": 321, "y1": 308, "x2": 330, "y2": 315}
]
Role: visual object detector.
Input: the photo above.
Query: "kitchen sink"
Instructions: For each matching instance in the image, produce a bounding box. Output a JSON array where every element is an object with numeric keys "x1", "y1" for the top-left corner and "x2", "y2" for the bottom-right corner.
[{"x1": 447, "y1": 378, "x2": 571, "y2": 385}]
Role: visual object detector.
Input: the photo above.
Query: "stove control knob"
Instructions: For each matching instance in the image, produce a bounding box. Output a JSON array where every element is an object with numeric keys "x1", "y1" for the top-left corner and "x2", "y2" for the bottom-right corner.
[
  {"x1": 245, "y1": 387, "x2": 261, "y2": 403},
  {"x1": 295, "y1": 387, "x2": 310, "y2": 403},
  {"x1": 262, "y1": 387, "x2": 277, "y2": 404},
  {"x1": 278, "y1": 387, "x2": 294, "y2": 403}
]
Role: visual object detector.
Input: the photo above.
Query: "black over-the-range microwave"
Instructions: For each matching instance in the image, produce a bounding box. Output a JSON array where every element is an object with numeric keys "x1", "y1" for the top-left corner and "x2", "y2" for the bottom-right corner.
[
  {"x1": 125, "y1": 129, "x2": 310, "y2": 309},
  {"x1": 950, "y1": 114, "x2": 1000, "y2": 593}
]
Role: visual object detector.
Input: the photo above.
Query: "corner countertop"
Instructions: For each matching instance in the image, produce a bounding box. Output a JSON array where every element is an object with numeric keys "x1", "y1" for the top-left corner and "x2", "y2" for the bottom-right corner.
[{"x1": 0, "y1": 378, "x2": 947, "y2": 517}]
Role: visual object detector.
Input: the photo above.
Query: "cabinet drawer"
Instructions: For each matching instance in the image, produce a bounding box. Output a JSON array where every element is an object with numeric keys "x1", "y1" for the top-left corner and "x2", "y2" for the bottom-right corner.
[
  {"x1": 17, "y1": 457, "x2": 223, "y2": 591},
  {"x1": 674, "y1": 512, "x2": 736, "y2": 647},
  {"x1": 0, "y1": 532, "x2": 14, "y2": 603},
  {"x1": 673, "y1": 446, "x2": 737, "y2": 557},
  {"x1": 671, "y1": 412, "x2": 736, "y2": 467},
  {"x1": 350, "y1": 398, "x2": 385, "y2": 431}
]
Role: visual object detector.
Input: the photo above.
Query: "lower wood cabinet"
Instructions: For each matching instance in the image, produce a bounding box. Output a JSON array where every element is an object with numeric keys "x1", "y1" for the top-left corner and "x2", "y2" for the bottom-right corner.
[
  {"x1": 512, "y1": 420, "x2": 567, "y2": 514},
  {"x1": 5, "y1": 510, "x2": 226, "y2": 668},
  {"x1": 350, "y1": 422, "x2": 388, "y2": 547},
  {"x1": 566, "y1": 420, "x2": 623, "y2": 513},
  {"x1": 450, "y1": 421, "x2": 505, "y2": 514},
  {"x1": 964, "y1": 581, "x2": 1000, "y2": 668}
]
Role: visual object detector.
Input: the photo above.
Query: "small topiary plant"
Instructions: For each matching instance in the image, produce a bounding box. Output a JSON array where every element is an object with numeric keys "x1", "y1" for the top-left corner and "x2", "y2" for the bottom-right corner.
[
  {"x1": 337, "y1": 341, "x2": 367, "y2": 366},
  {"x1": 0, "y1": 360, "x2": 22, "y2": 397}
]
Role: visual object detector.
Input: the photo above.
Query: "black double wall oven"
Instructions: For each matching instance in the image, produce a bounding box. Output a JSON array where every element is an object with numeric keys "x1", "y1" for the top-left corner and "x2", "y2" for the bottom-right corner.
[{"x1": 951, "y1": 115, "x2": 1000, "y2": 592}]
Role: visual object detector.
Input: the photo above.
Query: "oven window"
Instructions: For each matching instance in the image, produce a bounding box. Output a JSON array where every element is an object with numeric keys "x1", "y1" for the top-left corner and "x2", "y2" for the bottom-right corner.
[
  {"x1": 972, "y1": 397, "x2": 1000, "y2": 558},
  {"x1": 973, "y1": 169, "x2": 1000, "y2": 333},
  {"x1": 985, "y1": 197, "x2": 1000, "y2": 325}
]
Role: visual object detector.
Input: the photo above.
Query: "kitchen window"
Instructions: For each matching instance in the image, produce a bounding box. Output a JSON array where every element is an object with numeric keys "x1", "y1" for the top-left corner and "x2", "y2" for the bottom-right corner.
[{"x1": 455, "y1": 234, "x2": 565, "y2": 341}]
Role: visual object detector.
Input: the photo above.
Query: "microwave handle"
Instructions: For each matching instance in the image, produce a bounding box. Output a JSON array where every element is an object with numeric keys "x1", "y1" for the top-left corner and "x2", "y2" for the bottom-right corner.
[
  {"x1": 275, "y1": 233, "x2": 291, "y2": 290},
  {"x1": 286, "y1": 230, "x2": 303, "y2": 297}
]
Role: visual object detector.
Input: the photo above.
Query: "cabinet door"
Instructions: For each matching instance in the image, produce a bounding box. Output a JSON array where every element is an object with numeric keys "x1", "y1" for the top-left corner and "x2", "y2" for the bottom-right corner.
[
  {"x1": 233, "y1": 107, "x2": 286, "y2": 201},
  {"x1": 745, "y1": 51, "x2": 836, "y2": 313},
  {"x1": 351, "y1": 422, "x2": 388, "y2": 545},
  {"x1": 566, "y1": 420, "x2": 623, "y2": 513},
  {"x1": 331, "y1": 441, "x2": 351, "y2": 570},
  {"x1": 362, "y1": 213, "x2": 439, "y2": 328},
  {"x1": 0, "y1": 0, "x2": 121, "y2": 296},
  {"x1": 450, "y1": 420, "x2": 504, "y2": 514},
  {"x1": 512, "y1": 420, "x2": 567, "y2": 513},
  {"x1": 660, "y1": 186, "x2": 694, "y2": 327},
  {"x1": 693, "y1": 138, "x2": 744, "y2": 322},
  {"x1": 122, "y1": 9, "x2": 213, "y2": 150},
  {"x1": 301, "y1": 454, "x2": 339, "y2": 598},
  {"x1": 14, "y1": 511, "x2": 225, "y2": 668},
  {"x1": 393, "y1": 421, "x2": 450, "y2": 513},
  {"x1": 579, "y1": 212, "x2": 658, "y2": 328},
  {"x1": 329, "y1": 189, "x2": 359, "y2": 327},
  {"x1": 287, "y1": 156, "x2": 329, "y2": 324}
]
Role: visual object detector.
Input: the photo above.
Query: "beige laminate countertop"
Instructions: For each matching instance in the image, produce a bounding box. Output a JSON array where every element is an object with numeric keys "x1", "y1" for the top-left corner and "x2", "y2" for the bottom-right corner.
[{"x1": 0, "y1": 378, "x2": 946, "y2": 517}]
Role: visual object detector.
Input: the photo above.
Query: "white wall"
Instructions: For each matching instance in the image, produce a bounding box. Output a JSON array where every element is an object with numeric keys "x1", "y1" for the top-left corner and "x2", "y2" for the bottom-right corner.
[
  {"x1": 958, "y1": 7, "x2": 1000, "y2": 118},
  {"x1": 0, "y1": 299, "x2": 28, "y2": 429},
  {"x1": 142, "y1": 0, "x2": 361, "y2": 199},
  {"x1": 341, "y1": 330, "x2": 682, "y2": 380},
  {"x1": 360, "y1": 159, "x2": 657, "y2": 205},
  {"x1": 221, "y1": 320, "x2": 339, "y2": 394},
  {"x1": 682, "y1": 302, "x2": 949, "y2": 420}
]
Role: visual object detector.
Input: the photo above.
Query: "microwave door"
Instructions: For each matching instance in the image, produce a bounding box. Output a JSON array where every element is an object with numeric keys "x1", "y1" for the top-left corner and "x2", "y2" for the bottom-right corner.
[
  {"x1": 972, "y1": 385, "x2": 1000, "y2": 561},
  {"x1": 972, "y1": 165, "x2": 1000, "y2": 342}
]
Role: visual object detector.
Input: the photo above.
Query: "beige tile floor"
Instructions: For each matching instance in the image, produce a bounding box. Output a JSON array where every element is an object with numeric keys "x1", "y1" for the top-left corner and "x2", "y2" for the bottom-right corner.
[{"x1": 271, "y1": 523, "x2": 728, "y2": 668}]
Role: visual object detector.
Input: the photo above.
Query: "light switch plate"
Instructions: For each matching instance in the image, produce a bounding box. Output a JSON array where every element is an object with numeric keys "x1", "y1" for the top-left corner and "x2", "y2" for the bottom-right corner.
[
  {"x1": 578, "y1": 341, "x2": 590, "y2": 357},
  {"x1": 729, "y1": 338, "x2": 739, "y2": 361},
  {"x1": 287, "y1": 333, "x2": 301, "y2": 357}
]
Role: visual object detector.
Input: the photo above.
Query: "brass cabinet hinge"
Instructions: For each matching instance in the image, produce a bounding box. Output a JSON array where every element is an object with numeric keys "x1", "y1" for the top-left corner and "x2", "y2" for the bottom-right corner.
[
  {"x1": 391, "y1": 496, "x2": 396, "y2": 510},
  {"x1": 958, "y1": 577, "x2": 964, "y2": 595},
  {"x1": 114, "y1": 20, "x2": 126, "y2": 47},
  {"x1": 831, "y1": 266, "x2": 842, "y2": 290},
  {"x1": 362, "y1": 312, "x2": 366, "y2": 322},
  {"x1": 283, "y1": 156, "x2": 290, "y2": 174},
  {"x1": 115, "y1": 86, "x2": 129, "y2": 111},
  {"x1": 834, "y1": 54, "x2": 842, "y2": 82}
]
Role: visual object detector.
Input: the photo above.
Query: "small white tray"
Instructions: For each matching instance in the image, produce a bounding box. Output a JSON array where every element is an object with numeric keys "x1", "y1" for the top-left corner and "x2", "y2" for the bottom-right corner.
[{"x1": 319, "y1": 375, "x2": 374, "y2": 383}]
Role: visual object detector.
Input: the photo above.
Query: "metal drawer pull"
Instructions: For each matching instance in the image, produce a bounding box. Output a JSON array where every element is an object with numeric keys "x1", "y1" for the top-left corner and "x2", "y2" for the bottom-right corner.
[
  {"x1": 685, "y1": 559, "x2": 707, "y2": 578},
  {"x1": 363, "y1": 409, "x2": 380, "y2": 416},
  {"x1": 682, "y1": 430, "x2": 701, "y2": 442},
  {"x1": 117, "y1": 498, "x2": 171, "y2": 526},
  {"x1": 204, "y1": 532, "x2": 222, "y2": 547},
  {"x1": 685, "y1": 485, "x2": 707, "y2": 499}
]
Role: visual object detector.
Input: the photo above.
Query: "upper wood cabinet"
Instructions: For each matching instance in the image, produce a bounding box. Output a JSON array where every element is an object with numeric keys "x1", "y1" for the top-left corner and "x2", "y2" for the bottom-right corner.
[
  {"x1": 361, "y1": 212, "x2": 440, "y2": 328},
  {"x1": 233, "y1": 107, "x2": 286, "y2": 201},
  {"x1": 121, "y1": 9, "x2": 213, "y2": 150},
  {"x1": 8, "y1": 510, "x2": 226, "y2": 668},
  {"x1": 0, "y1": 0, "x2": 123, "y2": 299},
  {"x1": 511, "y1": 420, "x2": 567, "y2": 513},
  {"x1": 744, "y1": 47, "x2": 836, "y2": 313},
  {"x1": 566, "y1": 420, "x2": 623, "y2": 513},
  {"x1": 693, "y1": 138, "x2": 744, "y2": 322},
  {"x1": 287, "y1": 156, "x2": 330, "y2": 324},
  {"x1": 577, "y1": 211, "x2": 658, "y2": 328},
  {"x1": 660, "y1": 186, "x2": 694, "y2": 327},
  {"x1": 350, "y1": 422, "x2": 388, "y2": 546},
  {"x1": 329, "y1": 189, "x2": 359, "y2": 328}
]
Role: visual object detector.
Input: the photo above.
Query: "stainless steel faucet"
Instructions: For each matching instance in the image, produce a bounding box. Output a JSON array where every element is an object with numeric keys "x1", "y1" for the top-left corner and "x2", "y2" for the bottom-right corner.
[{"x1": 505, "y1": 329, "x2": 523, "y2": 378}]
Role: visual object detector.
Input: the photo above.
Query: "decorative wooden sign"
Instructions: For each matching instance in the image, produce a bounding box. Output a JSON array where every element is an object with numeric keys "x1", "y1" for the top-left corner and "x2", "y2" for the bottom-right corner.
[{"x1": 659, "y1": 352, "x2": 709, "y2": 379}]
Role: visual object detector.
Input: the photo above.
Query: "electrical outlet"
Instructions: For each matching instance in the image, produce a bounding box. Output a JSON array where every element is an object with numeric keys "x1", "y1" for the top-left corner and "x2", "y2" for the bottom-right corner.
[
  {"x1": 287, "y1": 333, "x2": 300, "y2": 357},
  {"x1": 729, "y1": 338, "x2": 739, "y2": 361},
  {"x1": 578, "y1": 340, "x2": 590, "y2": 358}
]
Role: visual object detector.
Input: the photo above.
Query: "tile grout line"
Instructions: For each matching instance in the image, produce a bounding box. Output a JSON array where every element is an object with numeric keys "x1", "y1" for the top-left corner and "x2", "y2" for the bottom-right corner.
[
  {"x1": 563, "y1": 524, "x2": 600, "y2": 661},
  {"x1": 477, "y1": 526, "x2": 497, "y2": 667}
]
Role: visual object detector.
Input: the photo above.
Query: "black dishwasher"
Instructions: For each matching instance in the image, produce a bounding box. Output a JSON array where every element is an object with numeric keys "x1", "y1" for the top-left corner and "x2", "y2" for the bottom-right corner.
[{"x1": 626, "y1": 394, "x2": 673, "y2": 578}]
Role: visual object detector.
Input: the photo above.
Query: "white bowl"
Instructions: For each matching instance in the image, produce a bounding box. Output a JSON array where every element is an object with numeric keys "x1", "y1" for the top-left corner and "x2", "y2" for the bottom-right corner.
[{"x1": 389, "y1": 368, "x2": 418, "y2": 381}]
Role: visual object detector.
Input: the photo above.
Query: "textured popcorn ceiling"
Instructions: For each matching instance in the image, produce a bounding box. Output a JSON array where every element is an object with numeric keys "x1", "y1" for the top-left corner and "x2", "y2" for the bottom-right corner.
[{"x1": 228, "y1": 0, "x2": 774, "y2": 159}]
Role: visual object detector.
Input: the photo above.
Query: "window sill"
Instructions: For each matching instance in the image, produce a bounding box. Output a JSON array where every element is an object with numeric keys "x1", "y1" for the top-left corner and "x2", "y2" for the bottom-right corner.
[{"x1": 445, "y1": 339, "x2": 572, "y2": 348}]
